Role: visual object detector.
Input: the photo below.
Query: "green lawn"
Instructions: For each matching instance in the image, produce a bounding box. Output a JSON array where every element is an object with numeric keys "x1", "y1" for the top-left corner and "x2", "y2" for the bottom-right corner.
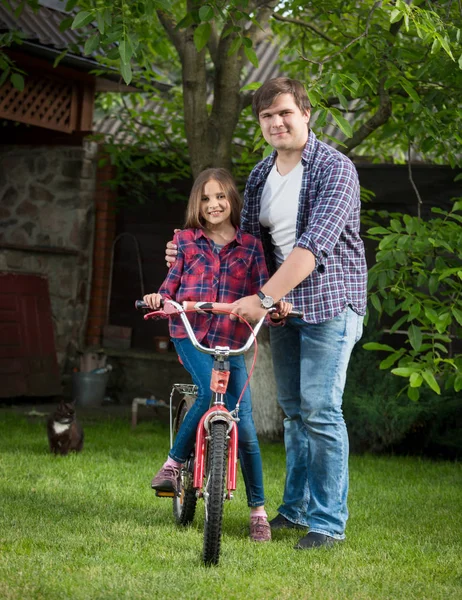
[{"x1": 0, "y1": 409, "x2": 460, "y2": 600}]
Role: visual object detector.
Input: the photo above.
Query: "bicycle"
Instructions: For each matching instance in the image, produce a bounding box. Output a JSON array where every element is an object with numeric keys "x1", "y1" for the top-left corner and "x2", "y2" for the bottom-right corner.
[{"x1": 136, "y1": 298, "x2": 301, "y2": 565}]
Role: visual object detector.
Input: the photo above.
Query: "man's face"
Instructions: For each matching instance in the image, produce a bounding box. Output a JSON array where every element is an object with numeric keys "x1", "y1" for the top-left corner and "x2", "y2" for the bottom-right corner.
[{"x1": 258, "y1": 93, "x2": 310, "y2": 153}]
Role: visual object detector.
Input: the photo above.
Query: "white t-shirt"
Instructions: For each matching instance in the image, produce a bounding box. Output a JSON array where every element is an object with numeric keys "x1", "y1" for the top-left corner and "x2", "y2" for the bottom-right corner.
[{"x1": 259, "y1": 161, "x2": 303, "y2": 266}]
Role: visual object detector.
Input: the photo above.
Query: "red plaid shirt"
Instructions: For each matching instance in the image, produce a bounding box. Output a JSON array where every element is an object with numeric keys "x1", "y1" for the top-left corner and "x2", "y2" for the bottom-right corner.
[{"x1": 158, "y1": 228, "x2": 269, "y2": 349}]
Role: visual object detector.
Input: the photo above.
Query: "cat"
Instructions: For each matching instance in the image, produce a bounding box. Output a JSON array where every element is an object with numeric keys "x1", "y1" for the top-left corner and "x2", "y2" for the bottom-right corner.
[{"x1": 47, "y1": 400, "x2": 84, "y2": 455}]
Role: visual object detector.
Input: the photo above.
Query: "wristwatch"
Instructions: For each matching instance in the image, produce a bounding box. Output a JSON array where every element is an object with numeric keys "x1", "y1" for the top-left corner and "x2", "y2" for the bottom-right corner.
[{"x1": 257, "y1": 290, "x2": 275, "y2": 309}]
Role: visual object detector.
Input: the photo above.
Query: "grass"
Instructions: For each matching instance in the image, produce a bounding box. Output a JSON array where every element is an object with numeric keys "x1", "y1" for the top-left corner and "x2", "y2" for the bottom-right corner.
[{"x1": 0, "y1": 408, "x2": 461, "y2": 600}]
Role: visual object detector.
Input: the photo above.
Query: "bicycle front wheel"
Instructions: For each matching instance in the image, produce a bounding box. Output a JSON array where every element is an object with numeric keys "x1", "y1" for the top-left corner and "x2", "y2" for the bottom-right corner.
[
  {"x1": 202, "y1": 420, "x2": 228, "y2": 566},
  {"x1": 172, "y1": 403, "x2": 197, "y2": 526}
]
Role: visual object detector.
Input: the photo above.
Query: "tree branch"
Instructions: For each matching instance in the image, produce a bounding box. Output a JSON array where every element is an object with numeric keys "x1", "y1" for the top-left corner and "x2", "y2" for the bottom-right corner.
[
  {"x1": 156, "y1": 10, "x2": 185, "y2": 62},
  {"x1": 408, "y1": 142, "x2": 423, "y2": 218},
  {"x1": 299, "y1": 1, "x2": 383, "y2": 76},
  {"x1": 339, "y1": 78, "x2": 392, "y2": 154},
  {"x1": 272, "y1": 12, "x2": 339, "y2": 46}
]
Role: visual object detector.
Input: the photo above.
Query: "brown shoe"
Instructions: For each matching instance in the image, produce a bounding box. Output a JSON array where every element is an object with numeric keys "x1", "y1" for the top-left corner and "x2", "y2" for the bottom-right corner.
[
  {"x1": 250, "y1": 517, "x2": 271, "y2": 542},
  {"x1": 151, "y1": 465, "x2": 180, "y2": 495}
]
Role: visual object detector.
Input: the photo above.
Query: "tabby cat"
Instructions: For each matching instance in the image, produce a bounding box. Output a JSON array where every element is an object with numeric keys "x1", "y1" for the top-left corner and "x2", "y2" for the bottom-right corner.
[{"x1": 47, "y1": 400, "x2": 84, "y2": 455}]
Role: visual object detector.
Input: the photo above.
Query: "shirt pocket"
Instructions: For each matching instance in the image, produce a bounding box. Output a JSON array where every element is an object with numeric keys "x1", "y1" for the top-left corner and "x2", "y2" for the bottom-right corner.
[
  {"x1": 183, "y1": 251, "x2": 206, "y2": 275},
  {"x1": 227, "y1": 256, "x2": 250, "y2": 280}
]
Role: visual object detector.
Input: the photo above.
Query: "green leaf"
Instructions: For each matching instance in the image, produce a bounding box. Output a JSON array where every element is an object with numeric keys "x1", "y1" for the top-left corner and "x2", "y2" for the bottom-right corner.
[
  {"x1": 0, "y1": 68, "x2": 10, "y2": 88},
  {"x1": 368, "y1": 226, "x2": 390, "y2": 235},
  {"x1": 71, "y1": 11, "x2": 94, "y2": 30},
  {"x1": 120, "y1": 61, "x2": 132, "y2": 85},
  {"x1": 407, "y1": 386, "x2": 420, "y2": 401},
  {"x1": 438, "y1": 267, "x2": 462, "y2": 281},
  {"x1": 408, "y1": 303, "x2": 421, "y2": 321},
  {"x1": 329, "y1": 108, "x2": 353, "y2": 138},
  {"x1": 421, "y1": 370, "x2": 441, "y2": 395},
  {"x1": 455, "y1": 374, "x2": 462, "y2": 393},
  {"x1": 53, "y1": 48, "x2": 68, "y2": 68},
  {"x1": 59, "y1": 17, "x2": 74, "y2": 33},
  {"x1": 409, "y1": 372, "x2": 423, "y2": 388},
  {"x1": 399, "y1": 78, "x2": 420, "y2": 103},
  {"x1": 84, "y1": 33, "x2": 100, "y2": 56},
  {"x1": 228, "y1": 36, "x2": 242, "y2": 56},
  {"x1": 199, "y1": 5, "x2": 214, "y2": 21},
  {"x1": 392, "y1": 367, "x2": 417, "y2": 377},
  {"x1": 244, "y1": 45, "x2": 258, "y2": 68},
  {"x1": 66, "y1": 0, "x2": 79, "y2": 10},
  {"x1": 370, "y1": 294, "x2": 382, "y2": 314},
  {"x1": 408, "y1": 324, "x2": 423, "y2": 351},
  {"x1": 380, "y1": 351, "x2": 405, "y2": 370},
  {"x1": 96, "y1": 11, "x2": 105, "y2": 34},
  {"x1": 10, "y1": 73, "x2": 24, "y2": 91},
  {"x1": 363, "y1": 342, "x2": 395, "y2": 352},
  {"x1": 119, "y1": 40, "x2": 133, "y2": 64},
  {"x1": 390, "y1": 8, "x2": 402, "y2": 23},
  {"x1": 452, "y1": 307, "x2": 462, "y2": 327},
  {"x1": 193, "y1": 22, "x2": 211, "y2": 52}
]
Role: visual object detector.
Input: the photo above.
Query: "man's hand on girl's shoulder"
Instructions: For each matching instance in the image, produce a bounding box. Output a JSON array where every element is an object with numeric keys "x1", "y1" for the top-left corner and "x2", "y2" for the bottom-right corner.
[{"x1": 165, "y1": 229, "x2": 181, "y2": 267}]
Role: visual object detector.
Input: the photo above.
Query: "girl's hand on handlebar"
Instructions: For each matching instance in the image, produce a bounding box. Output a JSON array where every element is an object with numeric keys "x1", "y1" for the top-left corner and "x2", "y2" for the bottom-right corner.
[
  {"x1": 270, "y1": 300, "x2": 293, "y2": 320},
  {"x1": 142, "y1": 293, "x2": 163, "y2": 310}
]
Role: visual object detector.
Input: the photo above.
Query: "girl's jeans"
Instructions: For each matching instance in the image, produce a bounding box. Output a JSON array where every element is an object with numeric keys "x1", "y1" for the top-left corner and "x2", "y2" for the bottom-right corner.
[
  {"x1": 269, "y1": 307, "x2": 364, "y2": 539},
  {"x1": 169, "y1": 337, "x2": 265, "y2": 508}
]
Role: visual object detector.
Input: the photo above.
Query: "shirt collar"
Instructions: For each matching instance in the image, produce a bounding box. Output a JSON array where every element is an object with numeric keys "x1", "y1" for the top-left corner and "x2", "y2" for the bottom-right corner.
[
  {"x1": 194, "y1": 227, "x2": 243, "y2": 246},
  {"x1": 253, "y1": 130, "x2": 317, "y2": 184}
]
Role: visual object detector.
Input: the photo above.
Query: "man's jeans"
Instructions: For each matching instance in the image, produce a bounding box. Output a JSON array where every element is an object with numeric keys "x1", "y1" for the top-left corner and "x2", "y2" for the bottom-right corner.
[
  {"x1": 169, "y1": 337, "x2": 265, "y2": 507},
  {"x1": 269, "y1": 306, "x2": 363, "y2": 538}
]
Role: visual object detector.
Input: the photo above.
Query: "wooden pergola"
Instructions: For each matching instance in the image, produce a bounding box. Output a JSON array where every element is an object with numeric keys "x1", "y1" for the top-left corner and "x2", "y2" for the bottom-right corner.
[{"x1": 0, "y1": 50, "x2": 94, "y2": 135}]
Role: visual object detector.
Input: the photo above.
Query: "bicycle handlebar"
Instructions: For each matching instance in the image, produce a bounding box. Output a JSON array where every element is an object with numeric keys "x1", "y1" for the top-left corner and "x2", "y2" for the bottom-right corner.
[{"x1": 135, "y1": 299, "x2": 303, "y2": 357}]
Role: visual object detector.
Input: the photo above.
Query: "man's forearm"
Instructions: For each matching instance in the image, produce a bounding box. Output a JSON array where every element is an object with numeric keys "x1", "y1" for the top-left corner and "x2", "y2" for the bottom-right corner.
[{"x1": 260, "y1": 247, "x2": 315, "y2": 302}]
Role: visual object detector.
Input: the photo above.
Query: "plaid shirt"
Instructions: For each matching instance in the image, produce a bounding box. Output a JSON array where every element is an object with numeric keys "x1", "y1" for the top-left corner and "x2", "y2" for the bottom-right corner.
[
  {"x1": 241, "y1": 131, "x2": 368, "y2": 324},
  {"x1": 159, "y1": 228, "x2": 268, "y2": 348}
]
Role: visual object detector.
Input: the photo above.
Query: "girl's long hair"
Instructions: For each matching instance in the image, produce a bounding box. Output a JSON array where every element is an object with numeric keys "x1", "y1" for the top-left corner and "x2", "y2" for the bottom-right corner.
[{"x1": 184, "y1": 168, "x2": 242, "y2": 229}]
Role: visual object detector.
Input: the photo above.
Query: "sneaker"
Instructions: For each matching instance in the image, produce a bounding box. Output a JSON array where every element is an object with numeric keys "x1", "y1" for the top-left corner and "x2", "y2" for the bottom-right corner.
[
  {"x1": 269, "y1": 513, "x2": 307, "y2": 531},
  {"x1": 151, "y1": 465, "x2": 180, "y2": 495},
  {"x1": 250, "y1": 517, "x2": 271, "y2": 542},
  {"x1": 294, "y1": 532, "x2": 342, "y2": 549}
]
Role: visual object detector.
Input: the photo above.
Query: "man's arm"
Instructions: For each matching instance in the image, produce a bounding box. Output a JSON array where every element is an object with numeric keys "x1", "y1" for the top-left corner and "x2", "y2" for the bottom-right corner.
[{"x1": 232, "y1": 247, "x2": 315, "y2": 321}]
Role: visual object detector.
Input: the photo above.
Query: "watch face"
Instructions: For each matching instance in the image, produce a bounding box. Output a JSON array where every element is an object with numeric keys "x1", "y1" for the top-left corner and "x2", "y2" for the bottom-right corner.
[{"x1": 262, "y1": 296, "x2": 274, "y2": 308}]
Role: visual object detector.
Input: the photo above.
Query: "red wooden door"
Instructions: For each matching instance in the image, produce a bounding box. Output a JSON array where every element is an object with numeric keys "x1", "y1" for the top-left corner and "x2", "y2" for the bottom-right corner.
[{"x1": 0, "y1": 273, "x2": 61, "y2": 397}]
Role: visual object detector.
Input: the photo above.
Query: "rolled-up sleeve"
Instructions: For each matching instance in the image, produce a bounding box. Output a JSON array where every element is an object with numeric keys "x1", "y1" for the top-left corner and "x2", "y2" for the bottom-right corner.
[{"x1": 296, "y1": 158, "x2": 359, "y2": 265}]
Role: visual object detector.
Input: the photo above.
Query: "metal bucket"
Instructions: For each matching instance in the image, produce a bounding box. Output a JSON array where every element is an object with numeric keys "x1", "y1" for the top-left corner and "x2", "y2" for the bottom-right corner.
[{"x1": 72, "y1": 372, "x2": 109, "y2": 407}]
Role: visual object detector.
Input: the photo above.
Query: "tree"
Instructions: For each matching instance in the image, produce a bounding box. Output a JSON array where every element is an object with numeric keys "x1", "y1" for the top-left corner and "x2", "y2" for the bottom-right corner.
[
  {"x1": 5, "y1": 1, "x2": 460, "y2": 176},
  {"x1": 3, "y1": 0, "x2": 461, "y2": 419}
]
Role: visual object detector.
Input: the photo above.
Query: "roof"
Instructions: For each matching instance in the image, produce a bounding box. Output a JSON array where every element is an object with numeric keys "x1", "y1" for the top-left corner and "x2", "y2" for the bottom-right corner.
[{"x1": 0, "y1": 0, "x2": 152, "y2": 92}]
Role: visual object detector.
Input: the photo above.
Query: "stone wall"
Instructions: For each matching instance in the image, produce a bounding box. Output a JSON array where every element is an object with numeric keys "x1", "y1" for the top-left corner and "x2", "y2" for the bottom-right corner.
[{"x1": 0, "y1": 143, "x2": 98, "y2": 374}]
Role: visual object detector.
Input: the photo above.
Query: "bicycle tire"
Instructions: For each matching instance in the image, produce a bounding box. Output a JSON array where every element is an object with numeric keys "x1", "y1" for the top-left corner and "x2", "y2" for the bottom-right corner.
[
  {"x1": 172, "y1": 403, "x2": 197, "y2": 526},
  {"x1": 202, "y1": 420, "x2": 228, "y2": 566}
]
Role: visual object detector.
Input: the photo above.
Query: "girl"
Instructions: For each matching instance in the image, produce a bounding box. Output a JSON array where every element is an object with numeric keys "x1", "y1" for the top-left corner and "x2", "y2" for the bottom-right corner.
[{"x1": 143, "y1": 168, "x2": 291, "y2": 542}]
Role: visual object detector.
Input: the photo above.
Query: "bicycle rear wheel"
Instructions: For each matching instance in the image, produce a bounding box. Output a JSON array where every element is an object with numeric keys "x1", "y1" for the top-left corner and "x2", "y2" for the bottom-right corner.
[
  {"x1": 172, "y1": 403, "x2": 197, "y2": 526},
  {"x1": 202, "y1": 420, "x2": 228, "y2": 566}
]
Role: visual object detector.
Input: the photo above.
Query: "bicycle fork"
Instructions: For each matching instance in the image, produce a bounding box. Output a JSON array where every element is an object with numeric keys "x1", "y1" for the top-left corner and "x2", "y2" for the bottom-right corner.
[{"x1": 193, "y1": 357, "x2": 239, "y2": 499}]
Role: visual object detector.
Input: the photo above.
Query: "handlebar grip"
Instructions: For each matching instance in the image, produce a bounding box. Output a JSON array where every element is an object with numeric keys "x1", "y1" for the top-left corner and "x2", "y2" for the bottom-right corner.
[
  {"x1": 135, "y1": 299, "x2": 164, "y2": 310},
  {"x1": 288, "y1": 310, "x2": 303, "y2": 319}
]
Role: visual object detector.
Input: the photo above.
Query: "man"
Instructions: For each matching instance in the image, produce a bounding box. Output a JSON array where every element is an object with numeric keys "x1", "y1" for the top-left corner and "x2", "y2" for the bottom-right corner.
[{"x1": 166, "y1": 77, "x2": 367, "y2": 549}]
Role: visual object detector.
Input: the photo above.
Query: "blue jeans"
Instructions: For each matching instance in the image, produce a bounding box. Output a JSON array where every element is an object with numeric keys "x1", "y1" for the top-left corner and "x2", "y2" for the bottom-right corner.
[
  {"x1": 269, "y1": 307, "x2": 363, "y2": 539},
  {"x1": 169, "y1": 337, "x2": 265, "y2": 508}
]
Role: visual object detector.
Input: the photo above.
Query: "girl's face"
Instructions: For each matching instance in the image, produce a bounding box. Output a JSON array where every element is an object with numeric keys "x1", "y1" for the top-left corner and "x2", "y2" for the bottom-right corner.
[{"x1": 199, "y1": 179, "x2": 232, "y2": 228}]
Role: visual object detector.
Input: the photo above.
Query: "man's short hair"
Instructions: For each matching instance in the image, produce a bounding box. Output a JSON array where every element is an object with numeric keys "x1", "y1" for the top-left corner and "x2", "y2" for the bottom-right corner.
[{"x1": 252, "y1": 77, "x2": 311, "y2": 118}]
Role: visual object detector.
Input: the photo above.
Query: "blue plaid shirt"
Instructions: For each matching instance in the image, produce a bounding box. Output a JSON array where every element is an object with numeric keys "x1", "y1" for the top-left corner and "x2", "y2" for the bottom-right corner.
[{"x1": 241, "y1": 131, "x2": 368, "y2": 324}]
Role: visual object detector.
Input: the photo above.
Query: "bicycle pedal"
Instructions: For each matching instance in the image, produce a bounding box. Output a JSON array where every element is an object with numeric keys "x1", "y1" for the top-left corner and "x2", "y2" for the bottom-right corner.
[{"x1": 155, "y1": 490, "x2": 176, "y2": 498}]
